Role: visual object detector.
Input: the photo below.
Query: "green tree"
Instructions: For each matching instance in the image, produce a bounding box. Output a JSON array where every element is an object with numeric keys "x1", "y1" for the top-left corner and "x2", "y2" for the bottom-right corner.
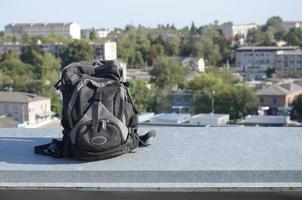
[
  {"x1": 285, "y1": 27, "x2": 302, "y2": 46},
  {"x1": 190, "y1": 22, "x2": 198, "y2": 35},
  {"x1": 40, "y1": 52, "x2": 61, "y2": 84},
  {"x1": 20, "y1": 39, "x2": 44, "y2": 67},
  {"x1": 180, "y1": 39, "x2": 203, "y2": 57},
  {"x1": 166, "y1": 39, "x2": 180, "y2": 56},
  {"x1": 136, "y1": 34, "x2": 151, "y2": 62},
  {"x1": 89, "y1": 27, "x2": 97, "y2": 41},
  {"x1": 150, "y1": 57, "x2": 187, "y2": 91},
  {"x1": 0, "y1": 68, "x2": 12, "y2": 89},
  {"x1": 201, "y1": 39, "x2": 222, "y2": 66},
  {"x1": 246, "y1": 28, "x2": 265, "y2": 44},
  {"x1": 117, "y1": 38, "x2": 136, "y2": 66},
  {"x1": 128, "y1": 80, "x2": 156, "y2": 112},
  {"x1": 0, "y1": 53, "x2": 35, "y2": 91},
  {"x1": 293, "y1": 94, "x2": 302, "y2": 116},
  {"x1": 188, "y1": 72, "x2": 258, "y2": 120},
  {"x1": 20, "y1": 31, "x2": 30, "y2": 44},
  {"x1": 60, "y1": 40, "x2": 93, "y2": 67},
  {"x1": 148, "y1": 44, "x2": 165, "y2": 66},
  {"x1": 263, "y1": 16, "x2": 287, "y2": 41},
  {"x1": 265, "y1": 67, "x2": 275, "y2": 78}
]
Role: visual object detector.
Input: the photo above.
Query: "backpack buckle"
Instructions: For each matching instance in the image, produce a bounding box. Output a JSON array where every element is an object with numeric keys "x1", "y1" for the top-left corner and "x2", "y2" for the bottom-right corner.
[{"x1": 94, "y1": 88, "x2": 102, "y2": 101}]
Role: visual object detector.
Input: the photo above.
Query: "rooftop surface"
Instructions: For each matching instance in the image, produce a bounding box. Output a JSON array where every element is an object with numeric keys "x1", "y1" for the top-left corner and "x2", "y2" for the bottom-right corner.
[
  {"x1": 1, "y1": 127, "x2": 302, "y2": 192},
  {"x1": 0, "y1": 92, "x2": 48, "y2": 103},
  {"x1": 236, "y1": 46, "x2": 300, "y2": 52},
  {"x1": 256, "y1": 82, "x2": 302, "y2": 95}
]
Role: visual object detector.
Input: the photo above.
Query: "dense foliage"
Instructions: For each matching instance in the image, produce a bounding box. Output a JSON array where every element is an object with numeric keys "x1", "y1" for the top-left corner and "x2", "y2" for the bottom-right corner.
[
  {"x1": 188, "y1": 70, "x2": 258, "y2": 119},
  {"x1": 1, "y1": 16, "x2": 299, "y2": 119}
]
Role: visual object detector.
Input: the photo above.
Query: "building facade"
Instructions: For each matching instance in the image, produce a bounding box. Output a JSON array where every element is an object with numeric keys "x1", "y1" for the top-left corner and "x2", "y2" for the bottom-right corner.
[
  {"x1": 284, "y1": 21, "x2": 302, "y2": 30},
  {"x1": 256, "y1": 81, "x2": 302, "y2": 115},
  {"x1": 92, "y1": 42, "x2": 117, "y2": 60},
  {"x1": 235, "y1": 46, "x2": 300, "y2": 80},
  {"x1": 220, "y1": 23, "x2": 258, "y2": 40},
  {"x1": 81, "y1": 28, "x2": 113, "y2": 39},
  {"x1": 0, "y1": 41, "x2": 117, "y2": 61},
  {"x1": 0, "y1": 92, "x2": 53, "y2": 127},
  {"x1": 274, "y1": 50, "x2": 302, "y2": 77},
  {"x1": 169, "y1": 90, "x2": 193, "y2": 113},
  {"x1": 5, "y1": 22, "x2": 81, "y2": 39}
]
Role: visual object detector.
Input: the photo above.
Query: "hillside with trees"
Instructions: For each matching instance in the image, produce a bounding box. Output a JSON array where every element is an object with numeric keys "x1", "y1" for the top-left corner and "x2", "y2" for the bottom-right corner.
[{"x1": 0, "y1": 16, "x2": 301, "y2": 119}]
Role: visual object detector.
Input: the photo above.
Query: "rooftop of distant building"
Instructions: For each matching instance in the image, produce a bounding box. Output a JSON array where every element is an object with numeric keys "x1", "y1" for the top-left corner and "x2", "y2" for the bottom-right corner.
[{"x1": 0, "y1": 92, "x2": 48, "y2": 103}]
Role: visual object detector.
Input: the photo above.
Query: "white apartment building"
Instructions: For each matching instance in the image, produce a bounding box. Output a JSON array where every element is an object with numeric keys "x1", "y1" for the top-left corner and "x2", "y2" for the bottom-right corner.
[
  {"x1": 0, "y1": 92, "x2": 53, "y2": 127},
  {"x1": 275, "y1": 50, "x2": 302, "y2": 77},
  {"x1": 221, "y1": 23, "x2": 258, "y2": 40},
  {"x1": 92, "y1": 42, "x2": 117, "y2": 60},
  {"x1": 284, "y1": 21, "x2": 302, "y2": 30},
  {"x1": 81, "y1": 28, "x2": 113, "y2": 39},
  {"x1": 235, "y1": 46, "x2": 300, "y2": 80},
  {"x1": 96, "y1": 29, "x2": 111, "y2": 38},
  {"x1": 5, "y1": 22, "x2": 81, "y2": 39}
]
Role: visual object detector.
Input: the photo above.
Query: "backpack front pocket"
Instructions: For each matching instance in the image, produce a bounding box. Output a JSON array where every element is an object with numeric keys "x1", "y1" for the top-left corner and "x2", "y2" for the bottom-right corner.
[{"x1": 75, "y1": 119, "x2": 123, "y2": 152}]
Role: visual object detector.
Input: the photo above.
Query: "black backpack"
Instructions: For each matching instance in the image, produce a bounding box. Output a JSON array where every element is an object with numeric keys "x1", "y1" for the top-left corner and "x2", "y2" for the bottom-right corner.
[{"x1": 35, "y1": 59, "x2": 155, "y2": 160}]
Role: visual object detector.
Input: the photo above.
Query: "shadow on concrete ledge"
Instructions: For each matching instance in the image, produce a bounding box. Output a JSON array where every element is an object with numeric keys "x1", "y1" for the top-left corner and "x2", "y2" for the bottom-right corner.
[{"x1": 0, "y1": 137, "x2": 83, "y2": 165}]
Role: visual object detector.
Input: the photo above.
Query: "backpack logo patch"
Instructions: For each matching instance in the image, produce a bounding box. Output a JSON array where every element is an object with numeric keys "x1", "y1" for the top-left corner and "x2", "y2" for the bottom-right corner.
[{"x1": 91, "y1": 136, "x2": 107, "y2": 145}]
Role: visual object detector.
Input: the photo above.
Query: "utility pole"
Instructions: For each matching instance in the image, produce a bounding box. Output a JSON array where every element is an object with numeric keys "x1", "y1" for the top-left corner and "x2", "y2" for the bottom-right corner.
[{"x1": 211, "y1": 90, "x2": 215, "y2": 114}]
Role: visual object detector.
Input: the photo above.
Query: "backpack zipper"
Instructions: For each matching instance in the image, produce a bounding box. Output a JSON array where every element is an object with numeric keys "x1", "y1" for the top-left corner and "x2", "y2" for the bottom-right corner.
[{"x1": 100, "y1": 120, "x2": 110, "y2": 130}]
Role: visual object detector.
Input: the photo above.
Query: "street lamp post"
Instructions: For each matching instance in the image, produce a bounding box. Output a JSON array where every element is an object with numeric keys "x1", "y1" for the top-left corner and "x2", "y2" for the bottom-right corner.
[{"x1": 211, "y1": 90, "x2": 215, "y2": 114}]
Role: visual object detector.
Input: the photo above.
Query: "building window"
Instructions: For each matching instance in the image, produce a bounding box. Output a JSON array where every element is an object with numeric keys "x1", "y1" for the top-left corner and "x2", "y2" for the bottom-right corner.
[
  {"x1": 13, "y1": 106, "x2": 18, "y2": 113},
  {"x1": 4, "y1": 105, "x2": 9, "y2": 113},
  {"x1": 273, "y1": 97, "x2": 277, "y2": 105}
]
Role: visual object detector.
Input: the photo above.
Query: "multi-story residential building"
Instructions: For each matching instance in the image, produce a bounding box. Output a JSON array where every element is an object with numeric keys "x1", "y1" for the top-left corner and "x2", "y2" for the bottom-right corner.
[
  {"x1": 284, "y1": 21, "x2": 302, "y2": 30},
  {"x1": 256, "y1": 81, "x2": 302, "y2": 115},
  {"x1": 81, "y1": 28, "x2": 113, "y2": 39},
  {"x1": 96, "y1": 28, "x2": 111, "y2": 38},
  {"x1": 0, "y1": 92, "x2": 53, "y2": 127},
  {"x1": 5, "y1": 22, "x2": 81, "y2": 39},
  {"x1": 92, "y1": 41, "x2": 117, "y2": 60},
  {"x1": 220, "y1": 23, "x2": 258, "y2": 40},
  {"x1": 235, "y1": 46, "x2": 300, "y2": 80},
  {"x1": 0, "y1": 43, "x2": 64, "y2": 57},
  {"x1": 275, "y1": 50, "x2": 302, "y2": 77},
  {"x1": 0, "y1": 43, "x2": 23, "y2": 55},
  {"x1": 0, "y1": 41, "x2": 117, "y2": 61},
  {"x1": 81, "y1": 29, "x2": 91, "y2": 38}
]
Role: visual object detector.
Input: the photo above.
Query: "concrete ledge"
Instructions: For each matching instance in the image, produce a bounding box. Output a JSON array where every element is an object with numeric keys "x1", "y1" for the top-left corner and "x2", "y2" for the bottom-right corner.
[{"x1": 1, "y1": 127, "x2": 302, "y2": 195}]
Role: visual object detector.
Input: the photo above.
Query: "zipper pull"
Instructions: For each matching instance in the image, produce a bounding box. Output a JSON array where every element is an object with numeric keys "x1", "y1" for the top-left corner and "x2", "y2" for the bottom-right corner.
[{"x1": 101, "y1": 120, "x2": 107, "y2": 130}]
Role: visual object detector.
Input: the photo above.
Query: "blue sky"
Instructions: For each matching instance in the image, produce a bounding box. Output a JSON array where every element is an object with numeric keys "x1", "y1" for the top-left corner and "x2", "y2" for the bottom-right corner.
[{"x1": 0, "y1": 0, "x2": 301, "y2": 29}]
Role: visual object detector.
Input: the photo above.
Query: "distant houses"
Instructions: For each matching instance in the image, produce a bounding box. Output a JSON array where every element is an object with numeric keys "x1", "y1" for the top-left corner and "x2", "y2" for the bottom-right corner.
[
  {"x1": 235, "y1": 46, "x2": 302, "y2": 80},
  {"x1": 0, "y1": 92, "x2": 54, "y2": 128},
  {"x1": 256, "y1": 80, "x2": 302, "y2": 115}
]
